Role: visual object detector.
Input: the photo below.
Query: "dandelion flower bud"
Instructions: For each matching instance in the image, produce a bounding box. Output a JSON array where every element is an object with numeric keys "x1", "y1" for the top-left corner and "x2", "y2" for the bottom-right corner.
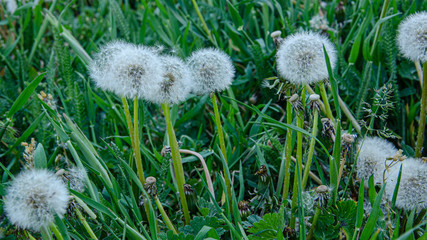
[
  {"x1": 276, "y1": 32, "x2": 337, "y2": 85},
  {"x1": 144, "y1": 176, "x2": 157, "y2": 197},
  {"x1": 187, "y1": 48, "x2": 235, "y2": 94},
  {"x1": 356, "y1": 137, "x2": 396, "y2": 186},
  {"x1": 385, "y1": 158, "x2": 427, "y2": 211},
  {"x1": 397, "y1": 12, "x2": 427, "y2": 63},
  {"x1": 4, "y1": 169, "x2": 69, "y2": 231},
  {"x1": 146, "y1": 55, "x2": 192, "y2": 104},
  {"x1": 89, "y1": 41, "x2": 164, "y2": 99}
]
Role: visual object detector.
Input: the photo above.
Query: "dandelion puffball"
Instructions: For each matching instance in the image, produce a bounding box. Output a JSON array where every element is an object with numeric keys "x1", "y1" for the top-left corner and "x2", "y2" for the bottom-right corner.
[
  {"x1": 397, "y1": 12, "x2": 427, "y2": 63},
  {"x1": 187, "y1": 48, "x2": 235, "y2": 94},
  {"x1": 146, "y1": 55, "x2": 193, "y2": 104},
  {"x1": 89, "y1": 41, "x2": 164, "y2": 99},
  {"x1": 276, "y1": 32, "x2": 336, "y2": 85},
  {"x1": 356, "y1": 137, "x2": 396, "y2": 185},
  {"x1": 4, "y1": 169, "x2": 69, "y2": 231},
  {"x1": 386, "y1": 158, "x2": 427, "y2": 211}
]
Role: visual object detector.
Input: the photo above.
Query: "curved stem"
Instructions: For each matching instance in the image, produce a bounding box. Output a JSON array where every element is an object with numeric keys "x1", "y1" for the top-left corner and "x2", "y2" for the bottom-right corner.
[
  {"x1": 133, "y1": 98, "x2": 145, "y2": 185},
  {"x1": 122, "y1": 97, "x2": 135, "y2": 164},
  {"x1": 75, "y1": 207, "x2": 98, "y2": 240},
  {"x1": 282, "y1": 89, "x2": 293, "y2": 200},
  {"x1": 415, "y1": 62, "x2": 427, "y2": 157},
  {"x1": 307, "y1": 208, "x2": 321, "y2": 240},
  {"x1": 319, "y1": 81, "x2": 335, "y2": 123},
  {"x1": 155, "y1": 196, "x2": 178, "y2": 234},
  {"x1": 161, "y1": 103, "x2": 190, "y2": 224},
  {"x1": 302, "y1": 109, "x2": 319, "y2": 189}
]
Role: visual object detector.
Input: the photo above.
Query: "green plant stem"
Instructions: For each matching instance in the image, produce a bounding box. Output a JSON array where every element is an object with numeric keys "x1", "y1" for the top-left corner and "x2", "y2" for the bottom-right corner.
[
  {"x1": 50, "y1": 224, "x2": 64, "y2": 240},
  {"x1": 307, "y1": 207, "x2": 321, "y2": 240},
  {"x1": 302, "y1": 109, "x2": 319, "y2": 189},
  {"x1": 155, "y1": 196, "x2": 178, "y2": 234},
  {"x1": 133, "y1": 98, "x2": 145, "y2": 185},
  {"x1": 211, "y1": 93, "x2": 232, "y2": 210},
  {"x1": 75, "y1": 207, "x2": 98, "y2": 240},
  {"x1": 161, "y1": 103, "x2": 191, "y2": 225},
  {"x1": 319, "y1": 81, "x2": 334, "y2": 123},
  {"x1": 191, "y1": 0, "x2": 216, "y2": 45},
  {"x1": 415, "y1": 62, "x2": 427, "y2": 157},
  {"x1": 41, "y1": 226, "x2": 53, "y2": 240},
  {"x1": 122, "y1": 97, "x2": 135, "y2": 162},
  {"x1": 370, "y1": 0, "x2": 391, "y2": 57},
  {"x1": 282, "y1": 89, "x2": 293, "y2": 201}
]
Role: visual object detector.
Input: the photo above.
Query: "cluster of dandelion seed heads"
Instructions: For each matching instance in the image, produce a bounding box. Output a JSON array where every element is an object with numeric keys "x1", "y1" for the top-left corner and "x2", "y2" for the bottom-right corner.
[
  {"x1": 276, "y1": 32, "x2": 337, "y2": 85},
  {"x1": 146, "y1": 55, "x2": 193, "y2": 104},
  {"x1": 397, "y1": 12, "x2": 427, "y2": 63},
  {"x1": 187, "y1": 48, "x2": 235, "y2": 94},
  {"x1": 356, "y1": 137, "x2": 396, "y2": 186},
  {"x1": 4, "y1": 169, "x2": 69, "y2": 231},
  {"x1": 89, "y1": 41, "x2": 164, "y2": 100},
  {"x1": 386, "y1": 158, "x2": 427, "y2": 211}
]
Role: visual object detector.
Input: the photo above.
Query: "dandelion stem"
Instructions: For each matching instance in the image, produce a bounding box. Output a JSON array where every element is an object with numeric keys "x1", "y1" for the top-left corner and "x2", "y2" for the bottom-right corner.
[
  {"x1": 415, "y1": 62, "x2": 427, "y2": 158},
  {"x1": 155, "y1": 196, "x2": 178, "y2": 234},
  {"x1": 319, "y1": 81, "x2": 335, "y2": 123},
  {"x1": 191, "y1": 0, "x2": 216, "y2": 46},
  {"x1": 307, "y1": 207, "x2": 321, "y2": 240},
  {"x1": 133, "y1": 98, "x2": 146, "y2": 185},
  {"x1": 302, "y1": 109, "x2": 319, "y2": 189},
  {"x1": 415, "y1": 60, "x2": 423, "y2": 87},
  {"x1": 75, "y1": 207, "x2": 98, "y2": 240},
  {"x1": 282, "y1": 89, "x2": 293, "y2": 201},
  {"x1": 50, "y1": 224, "x2": 64, "y2": 240},
  {"x1": 370, "y1": 0, "x2": 391, "y2": 57},
  {"x1": 211, "y1": 93, "x2": 232, "y2": 213},
  {"x1": 161, "y1": 103, "x2": 191, "y2": 225},
  {"x1": 122, "y1": 97, "x2": 135, "y2": 164}
]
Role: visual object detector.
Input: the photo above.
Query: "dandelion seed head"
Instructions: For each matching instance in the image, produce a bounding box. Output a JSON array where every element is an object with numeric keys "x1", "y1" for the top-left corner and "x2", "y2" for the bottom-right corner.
[
  {"x1": 187, "y1": 48, "x2": 235, "y2": 94},
  {"x1": 145, "y1": 55, "x2": 192, "y2": 104},
  {"x1": 386, "y1": 158, "x2": 427, "y2": 211},
  {"x1": 4, "y1": 169, "x2": 69, "y2": 231},
  {"x1": 276, "y1": 32, "x2": 336, "y2": 85},
  {"x1": 356, "y1": 137, "x2": 396, "y2": 186},
  {"x1": 397, "y1": 12, "x2": 427, "y2": 63},
  {"x1": 89, "y1": 41, "x2": 164, "y2": 99},
  {"x1": 67, "y1": 166, "x2": 87, "y2": 193}
]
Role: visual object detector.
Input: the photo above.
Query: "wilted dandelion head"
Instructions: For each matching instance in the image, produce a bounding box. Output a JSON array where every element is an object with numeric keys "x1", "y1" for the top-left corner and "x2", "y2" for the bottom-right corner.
[
  {"x1": 89, "y1": 41, "x2": 164, "y2": 99},
  {"x1": 145, "y1": 55, "x2": 192, "y2": 104},
  {"x1": 4, "y1": 169, "x2": 69, "y2": 231},
  {"x1": 276, "y1": 31, "x2": 336, "y2": 85},
  {"x1": 397, "y1": 12, "x2": 427, "y2": 63},
  {"x1": 386, "y1": 158, "x2": 427, "y2": 211},
  {"x1": 187, "y1": 48, "x2": 235, "y2": 94},
  {"x1": 356, "y1": 137, "x2": 396, "y2": 186}
]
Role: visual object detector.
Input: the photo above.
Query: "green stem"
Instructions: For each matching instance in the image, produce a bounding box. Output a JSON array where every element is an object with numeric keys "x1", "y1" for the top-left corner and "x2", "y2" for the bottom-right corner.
[
  {"x1": 191, "y1": 0, "x2": 216, "y2": 46},
  {"x1": 282, "y1": 89, "x2": 293, "y2": 201},
  {"x1": 50, "y1": 224, "x2": 64, "y2": 240},
  {"x1": 290, "y1": 106, "x2": 304, "y2": 228},
  {"x1": 415, "y1": 62, "x2": 427, "y2": 157},
  {"x1": 161, "y1": 103, "x2": 191, "y2": 225},
  {"x1": 307, "y1": 207, "x2": 321, "y2": 240},
  {"x1": 369, "y1": 0, "x2": 391, "y2": 57},
  {"x1": 319, "y1": 81, "x2": 335, "y2": 123},
  {"x1": 133, "y1": 98, "x2": 145, "y2": 185},
  {"x1": 75, "y1": 207, "x2": 98, "y2": 240},
  {"x1": 302, "y1": 109, "x2": 319, "y2": 189},
  {"x1": 155, "y1": 196, "x2": 178, "y2": 234},
  {"x1": 211, "y1": 93, "x2": 232, "y2": 211},
  {"x1": 122, "y1": 97, "x2": 135, "y2": 163}
]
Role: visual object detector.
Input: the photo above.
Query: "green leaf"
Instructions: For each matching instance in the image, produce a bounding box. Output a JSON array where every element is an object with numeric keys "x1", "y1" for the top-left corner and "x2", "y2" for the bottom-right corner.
[
  {"x1": 33, "y1": 143, "x2": 47, "y2": 169},
  {"x1": 360, "y1": 184, "x2": 386, "y2": 239},
  {"x1": 7, "y1": 73, "x2": 46, "y2": 118}
]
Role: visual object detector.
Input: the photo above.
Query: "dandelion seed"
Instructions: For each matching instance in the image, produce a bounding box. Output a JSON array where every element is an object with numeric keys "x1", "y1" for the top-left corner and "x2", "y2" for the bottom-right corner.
[
  {"x1": 89, "y1": 41, "x2": 164, "y2": 100},
  {"x1": 4, "y1": 169, "x2": 69, "y2": 231},
  {"x1": 3, "y1": 0, "x2": 17, "y2": 14},
  {"x1": 145, "y1": 55, "x2": 192, "y2": 104},
  {"x1": 386, "y1": 158, "x2": 427, "y2": 211},
  {"x1": 66, "y1": 166, "x2": 87, "y2": 193},
  {"x1": 397, "y1": 12, "x2": 427, "y2": 63},
  {"x1": 356, "y1": 137, "x2": 396, "y2": 186},
  {"x1": 187, "y1": 48, "x2": 235, "y2": 94},
  {"x1": 276, "y1": 31, "x2": 336, "y2": 85}
]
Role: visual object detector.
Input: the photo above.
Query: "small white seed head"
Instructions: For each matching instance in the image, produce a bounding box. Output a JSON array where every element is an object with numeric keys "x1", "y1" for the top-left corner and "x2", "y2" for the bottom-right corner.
[
  {"x1": 309, "y1": 94, "x2": 320, "y2": 101},
  {"x1": 397, "y1": 12, "x2": 427, "y2": 63},
  {"x1": 276, "y1": 31, "x2": 337, "y2": 85},
  {"x1": 270, "y1": 30, "x2": 282, "y2": 38},
  {"x1": 187, "y1": 48, "x2": 235, "y2": 94}
]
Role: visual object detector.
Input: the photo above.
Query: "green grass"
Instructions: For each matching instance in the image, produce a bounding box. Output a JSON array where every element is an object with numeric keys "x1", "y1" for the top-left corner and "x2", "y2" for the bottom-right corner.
[{"x1": 1, "y1": 0, "x2": 427, "y2": 239}]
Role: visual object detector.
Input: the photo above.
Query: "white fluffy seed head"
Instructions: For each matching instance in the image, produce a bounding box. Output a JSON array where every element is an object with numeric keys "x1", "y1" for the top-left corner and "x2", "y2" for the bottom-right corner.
[
  {"x1": 4, "y1": 169, "x2": 69, "y2": 231},
  {"x1": 67, "y1": 166, "x2": 87, "y2": 193},
  {"x1": 276, "y1": 31, "x2": 337, "y2": 85},
  {"x1": 89, "y1": 41, "x2": 164, "y2": 100},
  {"x1": 386, "y1": 158, "x2": 427, "y2": 211},
  {"x1": 187, "y1": 48, "x2": 235, "y2": 94},
  {"x1": 145, "y1": 55, "x2": 192, "y2": 104},
  {"x1": 356, "y1": 137, "x2": 396, "y2": 186},
  {"x1": 397, "y1": 12, "x2": 427, "y2": 63}
]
